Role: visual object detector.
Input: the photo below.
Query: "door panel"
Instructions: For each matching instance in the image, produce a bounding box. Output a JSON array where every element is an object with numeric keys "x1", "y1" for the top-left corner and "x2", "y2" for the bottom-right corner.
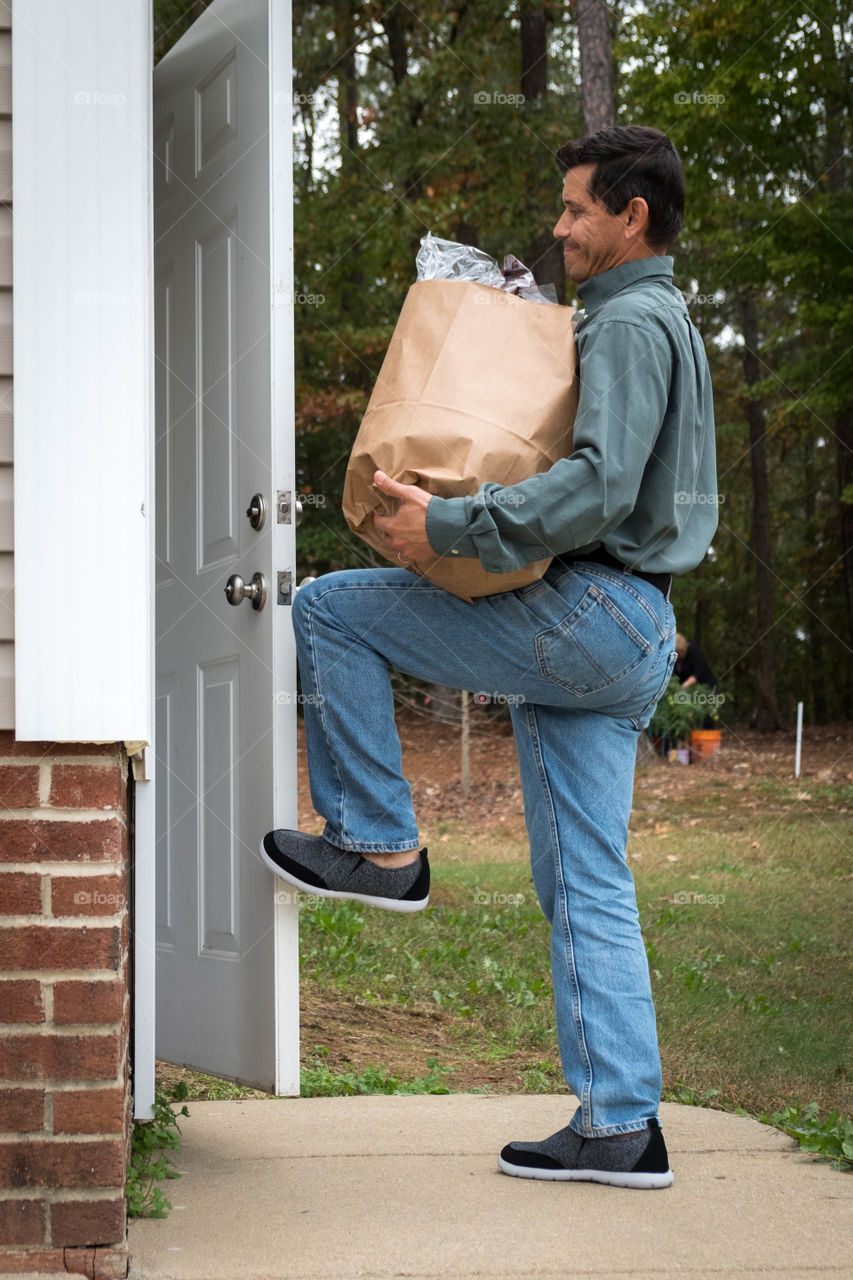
[{"x1": 153, "y1": 0, "x2": 298, "y2": 1092}]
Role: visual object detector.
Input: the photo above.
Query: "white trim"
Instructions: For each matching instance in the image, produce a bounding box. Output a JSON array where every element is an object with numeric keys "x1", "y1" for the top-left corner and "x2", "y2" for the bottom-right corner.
[
  {"x1": 270, "y1": 0, "x2": 300, "y2": 1097},
  {"x1": 12, "y1": 0, "x2": 153, "y2": 742}
]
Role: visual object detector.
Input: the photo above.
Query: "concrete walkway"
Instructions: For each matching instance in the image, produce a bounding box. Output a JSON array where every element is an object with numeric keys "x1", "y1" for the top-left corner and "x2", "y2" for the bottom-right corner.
[{"x1": 128, "y1": 1095, "x2": 852, "y2": 1280}]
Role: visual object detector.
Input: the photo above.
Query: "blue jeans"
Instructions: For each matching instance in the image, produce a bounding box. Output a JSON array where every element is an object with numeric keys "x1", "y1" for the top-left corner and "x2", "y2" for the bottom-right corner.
[{"x1": 292, "y1": 560, "x2": 676, "y2": 1136}]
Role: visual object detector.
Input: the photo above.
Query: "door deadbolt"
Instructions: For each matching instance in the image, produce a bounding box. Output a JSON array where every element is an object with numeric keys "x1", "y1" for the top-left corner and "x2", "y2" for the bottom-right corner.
[
  {"x1": 246, "y1": 493, "x2": 266, "y2": 531},
  {"x1": 224, "y1": 571, "x2": 267, "y2": 611}
]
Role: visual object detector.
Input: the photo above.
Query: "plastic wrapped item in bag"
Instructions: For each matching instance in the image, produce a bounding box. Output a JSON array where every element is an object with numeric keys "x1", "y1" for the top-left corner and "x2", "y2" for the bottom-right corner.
[{"x1": 415, "y1": 232, "x2": 557, "y2": 305}]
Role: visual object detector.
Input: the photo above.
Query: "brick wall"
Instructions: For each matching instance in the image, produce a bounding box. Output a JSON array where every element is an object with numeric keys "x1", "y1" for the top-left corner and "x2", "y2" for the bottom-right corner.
[{"x1": 0, "y1": 735, "x2": 131, "y2": 1279}]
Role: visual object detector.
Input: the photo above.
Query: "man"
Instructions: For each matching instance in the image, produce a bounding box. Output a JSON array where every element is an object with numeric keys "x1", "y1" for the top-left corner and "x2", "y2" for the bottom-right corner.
[{"x1": 261, "y1": 126, "x2": 717, "y2": 1189}]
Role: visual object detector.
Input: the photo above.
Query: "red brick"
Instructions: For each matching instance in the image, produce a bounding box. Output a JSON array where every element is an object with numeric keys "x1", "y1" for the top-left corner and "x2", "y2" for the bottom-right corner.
[
  {"x1": 0, "y1": 1198, "x2": 45, "y2": 1246},
  {"x1": 0, "y1": 765, "x2": 40, "y2": 809},
  {"x1": 53, "y1": 1088, "x2": 125, "y2": 1135},
  {"x1": 51, "y1": 875, "x2": 127, "y2": 919},
  {"x1": 0, "y1": 1033, "x2": 120, "y2": 1083},
  {"x1": 0, "y1": 925, "x2": 120, "y2": 972},
  {"x1": 0, "y1": 1089, "x2": 44, "y2": 1131},
  {"x1": 90, "y1": 1245, "x2": 129, "y2": 1280},
  {"x1": 49, "y1": 766, "x2": 124, "y2": 812},
  {"x1": 0, "y1": 1138, "x2": 124, "y2": 1188},
  {"x1": 52, "y1": 1197, "x2": 125, "y2": 1247},
  {"x1": 0, "y1": 981, "x2": 44, "y2": 1024},
  {"x1": 53, "y1": 981, "x2": 124, "y2": 1027},
  {"x1": 0, "y1": 733, "x2": 121, "y2": 758},
  {"x1": 0, "y1": 1247, "x2": 64, "y2": 1273},
  {"x1": 0, "y1": 819, "x2": 126, "y2": 865},
  {"x1": 0, "y1": 872, "x2": 42, "y2": 915}
]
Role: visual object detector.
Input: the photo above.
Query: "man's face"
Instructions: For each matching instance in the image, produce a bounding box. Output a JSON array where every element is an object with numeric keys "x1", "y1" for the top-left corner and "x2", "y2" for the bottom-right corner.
[{"x1": 553, "y1": 164, "x2": 633, "y2": 284}]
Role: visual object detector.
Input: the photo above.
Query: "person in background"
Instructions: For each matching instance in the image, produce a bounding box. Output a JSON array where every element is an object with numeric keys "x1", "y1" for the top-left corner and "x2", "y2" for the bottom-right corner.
[{"x1": 674, "y1": 633, "x2": 717, "y2": 691}]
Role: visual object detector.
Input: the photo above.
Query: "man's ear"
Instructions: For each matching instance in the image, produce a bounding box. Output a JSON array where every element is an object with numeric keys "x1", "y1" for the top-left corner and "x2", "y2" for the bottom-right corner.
[{"x1": 622, "y1": 195, "x2": 651, "y2": 242}]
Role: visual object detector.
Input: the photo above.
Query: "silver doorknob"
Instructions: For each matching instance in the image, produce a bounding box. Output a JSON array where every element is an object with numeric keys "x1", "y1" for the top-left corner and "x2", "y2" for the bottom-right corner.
[{"x1": 224, "y1": 571, "x2": 267, "y2": 611}]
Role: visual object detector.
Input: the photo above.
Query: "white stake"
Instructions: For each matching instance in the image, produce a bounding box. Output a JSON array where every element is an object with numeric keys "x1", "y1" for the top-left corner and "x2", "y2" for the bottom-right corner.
[
  {"x1": 460, "y1": 690, "x2": 471, "y2": 796},
  {"x1": 794, "y1": 701, "x2": 803, "y2": 778}
]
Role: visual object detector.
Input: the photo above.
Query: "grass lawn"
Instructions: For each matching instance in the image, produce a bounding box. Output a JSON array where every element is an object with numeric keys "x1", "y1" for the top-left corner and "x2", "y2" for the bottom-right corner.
[
  {"x1": 156, "y1": 746, "x2": 852, "y2": 1159},
  {"x1": 294, "y1": 774, "x2": 851, "y2": 1122}
]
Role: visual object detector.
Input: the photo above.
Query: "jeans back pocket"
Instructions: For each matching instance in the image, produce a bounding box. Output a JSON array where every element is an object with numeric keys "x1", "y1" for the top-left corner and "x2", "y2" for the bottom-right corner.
[{"x1": 535, "y1": 583, "x2": 653, "y2": 696}]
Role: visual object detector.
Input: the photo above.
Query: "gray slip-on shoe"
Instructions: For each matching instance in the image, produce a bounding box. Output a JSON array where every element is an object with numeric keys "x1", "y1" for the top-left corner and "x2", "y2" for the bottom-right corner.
[
  {"x1": 259, "y1": 829, "x2": 429, "y2": 913},
  {"x1": 499, "y1": 1118, "x2": 674, "y2": 1188}
]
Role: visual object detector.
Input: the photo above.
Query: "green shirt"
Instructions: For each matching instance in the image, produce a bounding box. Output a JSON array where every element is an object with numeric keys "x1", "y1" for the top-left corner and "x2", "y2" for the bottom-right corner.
[{"x1": 424, "y1": 255, "x2": 718, "y2": 576}]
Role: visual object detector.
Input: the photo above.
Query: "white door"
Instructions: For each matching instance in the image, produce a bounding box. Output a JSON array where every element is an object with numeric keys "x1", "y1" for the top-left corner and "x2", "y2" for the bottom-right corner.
[{"x1": 153, "y1": 0, "x2": 299, "y2": 1092}]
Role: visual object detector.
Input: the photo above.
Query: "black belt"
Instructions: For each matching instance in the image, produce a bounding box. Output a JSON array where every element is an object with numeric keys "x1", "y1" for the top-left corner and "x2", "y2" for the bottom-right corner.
[{"x1": 555, "y1": 548, "x2": 672, "y2": 598}]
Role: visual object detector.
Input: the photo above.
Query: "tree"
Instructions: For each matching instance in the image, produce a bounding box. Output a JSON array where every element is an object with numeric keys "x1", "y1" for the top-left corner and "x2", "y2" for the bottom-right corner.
[{"x1": 575, "y1": 0, "x2": 615, "y2": 131}]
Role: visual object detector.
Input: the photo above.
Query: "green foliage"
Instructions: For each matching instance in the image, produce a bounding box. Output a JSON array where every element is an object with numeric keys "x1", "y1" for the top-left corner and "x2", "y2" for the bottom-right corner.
[
  {"x1": 126, "y1": 1083, "x2": 190, "y2": 1219},
  {"x1": 765, "y1": 1103, "x2": 853, "y2": 1171},
  {"x1": 648, "y1": 679, "x2": 719, "y2": 744},
  {"x1": 664, "y1": 1082, "x2": 722, "y2": 1107},
  {"x1": 300, "y1": 1046, "x2": 457, "y2": 1096},
  {"x1": 155, "y1": 0, "x2": 853, "y2": 721}
]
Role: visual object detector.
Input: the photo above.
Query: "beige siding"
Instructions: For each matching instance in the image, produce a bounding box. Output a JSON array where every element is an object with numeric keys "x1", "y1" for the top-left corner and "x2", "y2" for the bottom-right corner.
[{"x1": 0, "y1": 0, "x2": 10, "y2": 726}]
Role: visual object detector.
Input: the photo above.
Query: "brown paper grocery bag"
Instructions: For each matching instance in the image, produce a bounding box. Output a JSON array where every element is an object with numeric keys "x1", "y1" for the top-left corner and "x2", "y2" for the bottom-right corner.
[{"x1": 342, "y1": 279, "x2": 578, "y2": 602}]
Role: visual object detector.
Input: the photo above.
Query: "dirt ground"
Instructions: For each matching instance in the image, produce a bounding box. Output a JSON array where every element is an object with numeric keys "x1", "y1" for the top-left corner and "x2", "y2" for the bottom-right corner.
[
  {"x1": 297, "y1": 707, "x2": 853, "y2": 842},
  {"x1": 158, "y1": 713, "x2": 852, "y2": 1099}
]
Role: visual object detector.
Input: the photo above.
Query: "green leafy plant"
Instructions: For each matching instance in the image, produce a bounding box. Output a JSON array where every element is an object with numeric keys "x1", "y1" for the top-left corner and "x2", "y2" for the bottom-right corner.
[
  {"x1": 126, "y1": 1083, "x2": 190, "y2": 1218},
  {"x1": 649, "y1": 678, "x2": 719, "y2": 748},
  {"x1": 300, "y1": 1047, "x2": 458, "y2": 1097},
  {"x1": 765, "y1": 1102, "x2": 853, "y2": 1171},
  {"x1": 664, "y1": 1081, "x2": 722, "y2": 1107}
]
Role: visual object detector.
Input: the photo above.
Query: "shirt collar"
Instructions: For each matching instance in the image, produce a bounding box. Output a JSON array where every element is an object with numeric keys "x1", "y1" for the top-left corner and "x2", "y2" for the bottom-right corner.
[{"x1": 576, "y1": 255, "x2": 674, "y2": 314}]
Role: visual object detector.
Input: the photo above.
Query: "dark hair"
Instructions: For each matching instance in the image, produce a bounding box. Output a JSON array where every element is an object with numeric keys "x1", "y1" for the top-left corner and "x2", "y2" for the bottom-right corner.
[{"x1": 556, "y1": 126, "x2": 684, "y2": 248}]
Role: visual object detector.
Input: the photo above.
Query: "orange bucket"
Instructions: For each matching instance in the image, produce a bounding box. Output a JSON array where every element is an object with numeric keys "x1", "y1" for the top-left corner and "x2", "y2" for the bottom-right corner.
[{"x1": 690, "y1": 729, "x2": 722, "y2": 763}]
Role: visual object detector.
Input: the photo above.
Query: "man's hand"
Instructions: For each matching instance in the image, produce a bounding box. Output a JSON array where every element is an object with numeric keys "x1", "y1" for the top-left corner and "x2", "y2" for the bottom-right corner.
[{"x1": 373, "y1": 470, "x2": 434, "y2": 566}]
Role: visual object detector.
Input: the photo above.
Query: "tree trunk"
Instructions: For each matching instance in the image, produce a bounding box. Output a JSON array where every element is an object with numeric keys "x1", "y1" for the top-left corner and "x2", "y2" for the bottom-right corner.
[
  {"x1": 520, "y1": 7, "x2": 548, "y2": 102},
  {"x1": 835, "y1": 408, "x2": 853, "y2": 691},
  {"x1": 383, "y1": 3, "x2": 408, "y2": 87},
  {"x1": 821, "y1": 22, "x2": 853, "y2": 693},
  {"x1": 575, "y1": 0, "x2": 615, "y2": 133},
  {"x1": 336, "y1": 0, "x2": 359, "y2": 173},
  {"x1": 520, "y1": 6, "x2": 565, "y2": 302},
  {"x1": 738, "y1": 294, "x2": 782, "y2": 730},
  {"x1": 335, "y1": 0, "x2": 364, "y2": 315}
]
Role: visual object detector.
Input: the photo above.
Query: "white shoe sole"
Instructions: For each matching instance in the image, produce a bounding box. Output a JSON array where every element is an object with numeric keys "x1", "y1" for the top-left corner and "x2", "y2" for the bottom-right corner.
[
  {"x1": 497, "y1": 1155, "x2": 674, "y2": 1188},
  {"x1": 258, "y1": 839, "x2": 428, "y2": 913}
]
